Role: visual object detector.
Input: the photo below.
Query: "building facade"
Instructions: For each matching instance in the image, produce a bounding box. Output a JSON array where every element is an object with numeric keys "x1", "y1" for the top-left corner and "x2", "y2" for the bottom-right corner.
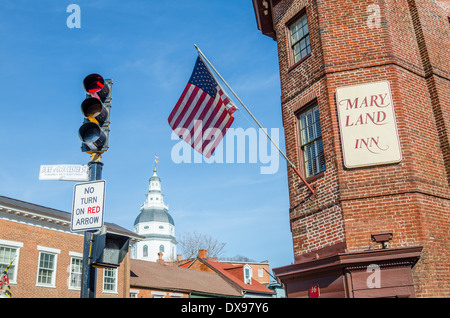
[
  {"x1": 184, "y1": 249, "x2": 275, "y2": 298},
  {"x1": 129, "y1": 258, "x2": 242, "y2": 298},
  {"x1": 132, "y1": 168, "x2": 177, "y2": 262},
  {"x1": 0, "y1": 195, "x2": 141, "y2": 298},
  {"x1": 253, "y1": 0, "x2": 449, "y2": 297}
]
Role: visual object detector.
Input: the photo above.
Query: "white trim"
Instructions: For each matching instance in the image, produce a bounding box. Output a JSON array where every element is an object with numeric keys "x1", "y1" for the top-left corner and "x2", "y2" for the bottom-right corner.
[
  {"x1": 0, "y1": 239, "x2": 23, "y2": 248},
  {"x1": 37, "y1": 245, "x2": 61, "y2": 254},
  {"x1": 69, "y1": 251, "x2": 83, "y2": 258},
  {"x1": 151, "y1": 291, "x2": 166, "y2": 298},
  {"x1": 0, "y1": 205, "x2": 69, "y2": 225},
  {"x1": 130, "y1": 289, "x2": 140, "y2": 298}
]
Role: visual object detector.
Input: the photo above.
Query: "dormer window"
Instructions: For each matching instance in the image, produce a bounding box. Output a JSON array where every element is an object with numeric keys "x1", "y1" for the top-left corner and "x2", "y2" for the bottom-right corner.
[{"x1": 244, "y1": 264, "x2": 252, "y2": 284}]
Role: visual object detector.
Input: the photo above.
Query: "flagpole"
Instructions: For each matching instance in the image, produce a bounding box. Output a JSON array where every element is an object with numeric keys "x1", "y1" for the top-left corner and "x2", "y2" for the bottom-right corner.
[{"x1": 194, "y1": 44, "x2": 315, "y2": 196}]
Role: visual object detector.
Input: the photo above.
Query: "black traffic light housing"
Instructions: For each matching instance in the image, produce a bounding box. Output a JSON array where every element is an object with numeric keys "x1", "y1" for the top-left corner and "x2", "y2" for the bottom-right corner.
[
  {"x1": 92, "y1": 232, "x2": 130, "y2": 269},
  {"x1": 79, "y1": 74, "x2": 113, "y2": 154}
]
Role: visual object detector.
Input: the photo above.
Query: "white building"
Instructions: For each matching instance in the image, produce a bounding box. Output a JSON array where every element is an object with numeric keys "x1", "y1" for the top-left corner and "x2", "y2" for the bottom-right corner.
[{"x1": 131, "y1": 168, "x2": 177, "y2": 262}]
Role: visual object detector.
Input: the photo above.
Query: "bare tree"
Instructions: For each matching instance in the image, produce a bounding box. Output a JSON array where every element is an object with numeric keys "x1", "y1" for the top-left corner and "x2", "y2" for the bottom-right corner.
[
  {"x1": 178, "y1": 231, "x2": 226, "y2": 259},
  {"x1": 220, "y1": 255, "x2": 256, "y2": 262}
]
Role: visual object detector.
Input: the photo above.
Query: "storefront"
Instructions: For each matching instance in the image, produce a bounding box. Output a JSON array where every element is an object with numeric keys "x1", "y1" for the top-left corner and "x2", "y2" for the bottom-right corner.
[{"x1": 273, "y1": 243, "x2": 422, "y2": 298}]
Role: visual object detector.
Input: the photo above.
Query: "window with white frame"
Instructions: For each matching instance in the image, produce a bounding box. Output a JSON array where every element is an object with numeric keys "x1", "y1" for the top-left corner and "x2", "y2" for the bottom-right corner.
[
  {"x1": 36, "y1": 249, "x2": 59, "y2": 287},
  {"x1": 69, "y1": 255, "x2": 82, "y2": 290},
  {"x1": 0, "y1": 240, "x2": 22, "y2": 283},
  {"x1": 244, "y1": 264, "x2": 252, "y2": 284},
  {"x1": 103, "y1": 268, "x2": 117, "y2": 293},
  {"x1": 298, "y1": 103, "x2": 325, "y2": 178},
  {"x1": 151, "y1": 291, "x2": 166, "y2": 298}
]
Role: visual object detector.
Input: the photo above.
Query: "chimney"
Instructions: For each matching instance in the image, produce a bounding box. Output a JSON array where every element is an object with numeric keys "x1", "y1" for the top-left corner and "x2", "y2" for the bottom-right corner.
[
  {"x1": 157, "y1": 252, "x2": 164, "y2": 264},
  {"x1": 198, "y1": 249, "x2": 207, "y2": 259}
]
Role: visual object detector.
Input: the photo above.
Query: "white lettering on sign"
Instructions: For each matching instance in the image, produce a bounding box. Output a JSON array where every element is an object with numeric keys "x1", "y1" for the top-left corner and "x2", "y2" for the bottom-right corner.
[
  {"x1": 71, "y1": 181, "x2": 105, "y2": 232},
  {"x1": 336, "y1": 81, "x2": 402, "y2": 168}
]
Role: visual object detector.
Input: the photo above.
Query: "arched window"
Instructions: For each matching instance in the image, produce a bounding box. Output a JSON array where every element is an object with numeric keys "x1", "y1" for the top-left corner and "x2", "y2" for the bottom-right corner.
[
  {"x1": 143, "y1": 245, "x2": 148, "y2": 257},
  {"x1": 159, "y1": 245, "x2": 165, "y2": 253},
  {"x1": 244, "y1": 264, "x2": 252, "y2": 284}
]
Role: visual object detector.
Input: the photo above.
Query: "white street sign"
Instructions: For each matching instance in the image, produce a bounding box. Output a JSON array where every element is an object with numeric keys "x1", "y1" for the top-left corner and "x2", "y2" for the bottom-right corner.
[
  {"x1": 71, "y1": 180, "x2": 106, "y2": 232},
  {"x1": 39, "y1": 165, "x2": 90, "y2": 181}
]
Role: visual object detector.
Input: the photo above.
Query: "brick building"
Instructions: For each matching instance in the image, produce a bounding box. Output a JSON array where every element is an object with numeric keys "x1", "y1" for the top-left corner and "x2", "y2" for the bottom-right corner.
[
  {"x1": 183, "y1": 249, "x2": 274, "y2": 298},
  {"x1": 252, "y1": 0, "x2": 449, "y2": 297},
  {"x1": 0, "y1": 195, "x2": 142, "y2": 298},
  {"x1": 129, "y1": 258, "x2": 242, "y2": 298}
]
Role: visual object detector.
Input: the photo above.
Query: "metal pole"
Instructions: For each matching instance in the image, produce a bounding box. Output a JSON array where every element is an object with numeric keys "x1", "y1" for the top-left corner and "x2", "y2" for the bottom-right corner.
[
  {"x1": 80, "y1": 155, "x2": 103, "y2": 298},
  {"x1": 194, "y1": 45, "x2": 315, "y2": 195}
]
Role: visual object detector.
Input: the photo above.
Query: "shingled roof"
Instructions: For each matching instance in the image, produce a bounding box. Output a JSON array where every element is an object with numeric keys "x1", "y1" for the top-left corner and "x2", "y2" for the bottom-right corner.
[{"x1": 130, "y1": 259, "x2": 242, "y2": 297}]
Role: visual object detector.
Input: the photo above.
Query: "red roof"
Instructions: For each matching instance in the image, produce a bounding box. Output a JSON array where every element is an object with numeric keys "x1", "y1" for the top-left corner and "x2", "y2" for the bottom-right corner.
[{"x1": 203, "y1": 259, "x2": 274, "y2": 295}]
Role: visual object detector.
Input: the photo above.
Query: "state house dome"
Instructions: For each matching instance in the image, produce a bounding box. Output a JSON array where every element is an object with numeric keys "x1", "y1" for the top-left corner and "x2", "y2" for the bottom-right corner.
[
  {"x1": 134, "y1": 208, "x2": 174, "y2": 226},
  {"x1": 131, "y1": 167, "x2": 177, "y2": 262}
]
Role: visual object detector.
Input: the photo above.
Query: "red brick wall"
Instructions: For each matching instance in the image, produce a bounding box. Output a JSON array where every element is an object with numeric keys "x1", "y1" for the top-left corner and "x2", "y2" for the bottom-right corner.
[
  {"x1": 270, "y1": 0, "x2": 450, "y2": 297},
  {"x1": 1, "y1": 218, "x2": 129, "y2": 298}
]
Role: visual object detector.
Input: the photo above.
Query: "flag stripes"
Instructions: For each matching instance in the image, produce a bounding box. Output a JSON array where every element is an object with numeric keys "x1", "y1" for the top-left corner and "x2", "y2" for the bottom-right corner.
[{"x1": 168, "y1": 56, "x2": 236, "y2": 158}]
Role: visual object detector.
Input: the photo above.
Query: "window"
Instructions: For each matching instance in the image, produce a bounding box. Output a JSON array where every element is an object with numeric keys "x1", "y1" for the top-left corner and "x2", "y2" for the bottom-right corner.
[
  {"x1": 69, "y1": 257, "x2": 82, "y2": 290},
  {"x1": 151, "y1": 291, "x2": 166, "y2": 298},
  {"x1": 244, "y1": 264, "x2": 252, "y2": 284},
  {"x1": 36, "y1": 246, "x2": 60, "y2": 288},
  {"x1": 37, "y1": 253, "x2": 56, "y2": 286},
  {"x1": 0, "y1": 245, "x2": 19, "y2": 283},
  {"x1": 289, "y1": 12, "x2": 311, "y2": 64},
  {"x1": 298, "y1": 104, "x2": 325, "y2": 178},
  {"x1": 103, "y1": 268, "x2": 117, "y2": 293},
  {"x1": 143, "y1": 245, "x2": 148, "y2": 257},
  {"x1": 159, "y1": 245, "x2": 165, "y2": 253},
  {"x1": 258, "y1": 268, "x2": 264, "y2": 278},
  {"x1": 130, "y1": 290, "x2": 139, "y2": 298}
]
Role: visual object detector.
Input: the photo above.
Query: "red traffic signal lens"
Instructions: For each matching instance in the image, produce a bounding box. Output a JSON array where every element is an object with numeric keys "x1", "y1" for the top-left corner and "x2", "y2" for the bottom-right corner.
[
  {"x1": 83, "y1": 74, "x2": 105, "y2": 94},
  {"x1": 83, "y1": 74, "x2": 110, "y2": 102}
]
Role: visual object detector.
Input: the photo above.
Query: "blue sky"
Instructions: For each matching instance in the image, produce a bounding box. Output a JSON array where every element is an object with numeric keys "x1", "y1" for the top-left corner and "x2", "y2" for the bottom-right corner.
[{"x1": 0, "y1": 1, "x2": 293, "y2": 270}]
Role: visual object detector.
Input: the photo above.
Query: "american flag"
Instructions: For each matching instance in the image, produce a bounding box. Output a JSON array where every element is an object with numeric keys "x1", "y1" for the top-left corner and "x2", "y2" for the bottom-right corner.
[{"x1": 168, "y1": 56, "x2": 237, "y2": 158}]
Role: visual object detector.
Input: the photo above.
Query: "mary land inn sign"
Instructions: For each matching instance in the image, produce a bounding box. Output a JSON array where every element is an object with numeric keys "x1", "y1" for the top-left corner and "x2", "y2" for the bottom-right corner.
[{"x1": 336, "y1": 81, "x2": 402, "y2": 169}]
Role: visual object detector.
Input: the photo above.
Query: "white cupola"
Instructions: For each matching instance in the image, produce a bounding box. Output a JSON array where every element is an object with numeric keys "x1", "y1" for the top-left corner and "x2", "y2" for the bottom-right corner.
[{"x1": 131, "y1": 167, "x2": 177, "y2": 262}]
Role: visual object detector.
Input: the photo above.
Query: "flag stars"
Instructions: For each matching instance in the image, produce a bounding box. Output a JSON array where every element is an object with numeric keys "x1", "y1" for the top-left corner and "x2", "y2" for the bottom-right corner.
[{"x1": 189, "y1": 57, "x2": 218, "y2": 97}]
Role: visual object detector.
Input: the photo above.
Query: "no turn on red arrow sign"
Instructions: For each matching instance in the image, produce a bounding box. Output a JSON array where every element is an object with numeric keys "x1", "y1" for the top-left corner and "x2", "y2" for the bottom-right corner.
[{"x1": 71, "y1": 180, "x2": 106, "y2": 232}]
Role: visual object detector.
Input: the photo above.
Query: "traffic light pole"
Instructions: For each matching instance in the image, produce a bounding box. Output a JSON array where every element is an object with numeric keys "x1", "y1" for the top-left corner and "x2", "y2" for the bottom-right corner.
[
  {"x1": 80, "y1": 154, "x2": 103, "y2": 298},
  {"x1": 78, "y1": 74, "x2": 111, "y2": 298}
]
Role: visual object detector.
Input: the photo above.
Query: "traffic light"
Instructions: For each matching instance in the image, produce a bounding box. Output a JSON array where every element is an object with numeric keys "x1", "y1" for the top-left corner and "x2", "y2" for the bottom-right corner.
[
  {"x1": 79, "y1": 74, "x2": 113, "y2": 154},
  {"x1": 91, "y1": 232, "x2": 130, "y2": 269}
]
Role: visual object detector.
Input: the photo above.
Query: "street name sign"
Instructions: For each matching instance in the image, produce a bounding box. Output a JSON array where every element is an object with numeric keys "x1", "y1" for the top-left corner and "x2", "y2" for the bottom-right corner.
[
  {"x1": 71, "y1": 180, "x2": 106, "y2": 232},
  {"x1": 39, "y1": 165, "x2": 90, "y2": 181}
]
